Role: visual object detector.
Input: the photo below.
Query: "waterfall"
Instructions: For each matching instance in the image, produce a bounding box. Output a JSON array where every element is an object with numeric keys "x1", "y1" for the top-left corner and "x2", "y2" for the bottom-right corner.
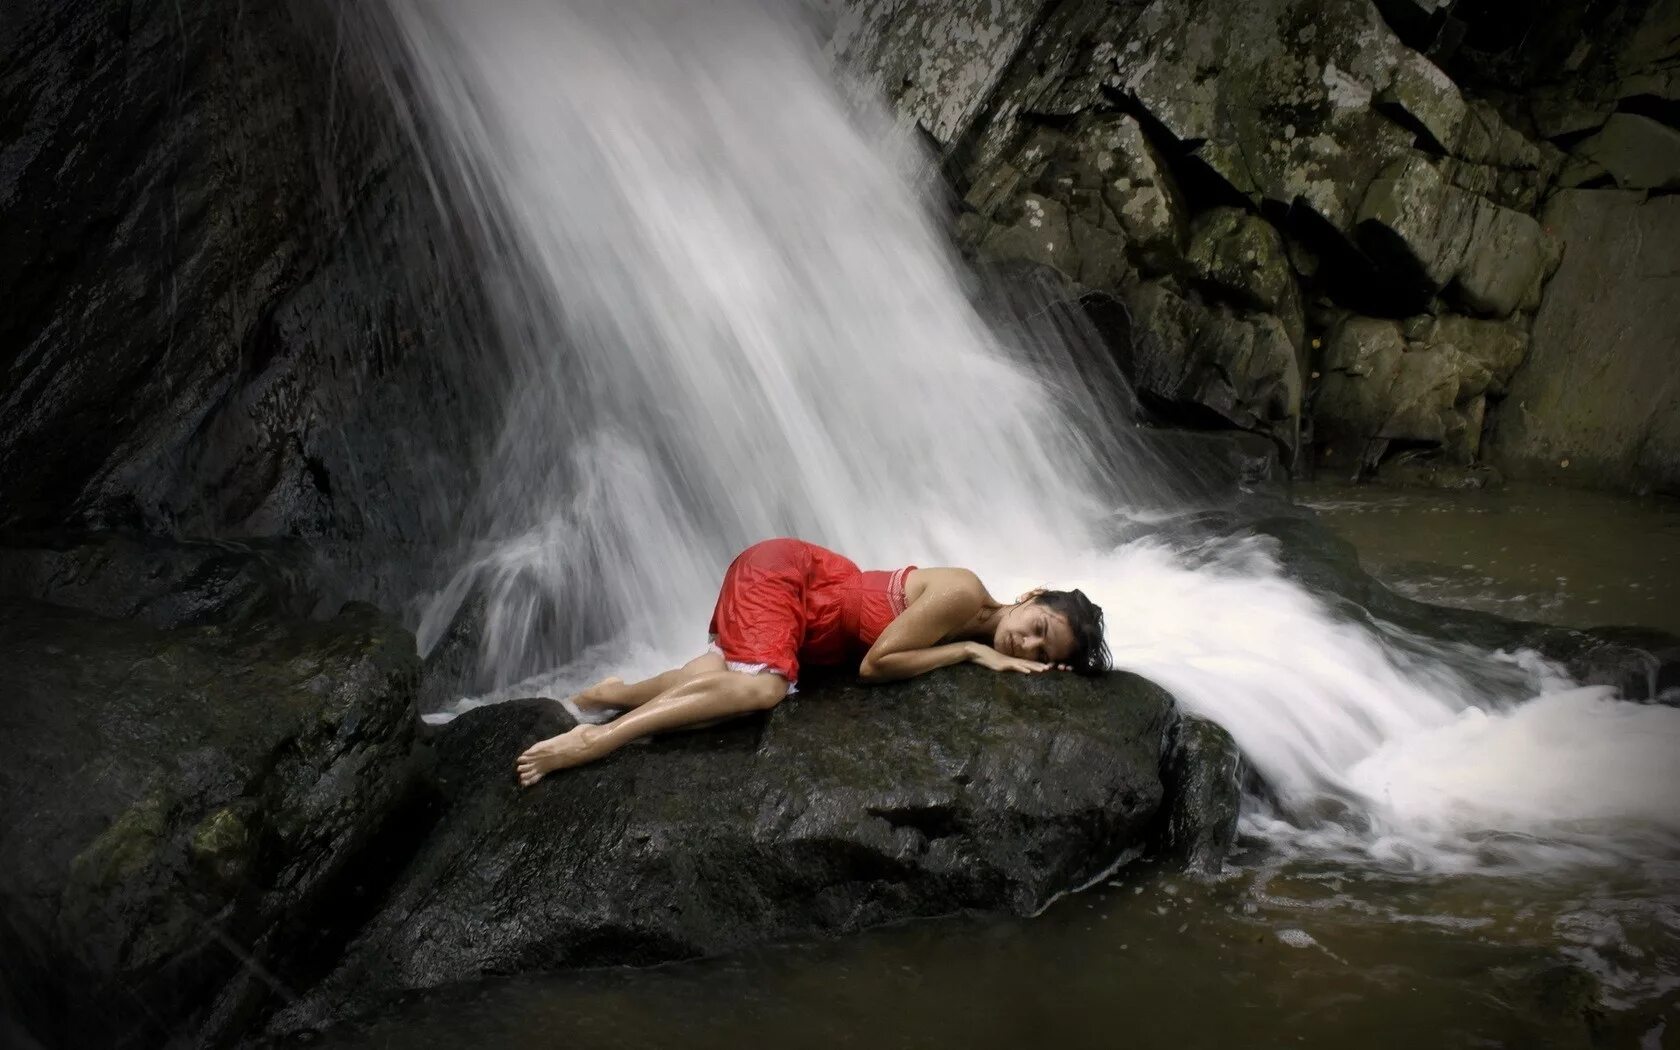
[{"x1": 374, "y1": 0, "x2": 1680, "y2": 871}]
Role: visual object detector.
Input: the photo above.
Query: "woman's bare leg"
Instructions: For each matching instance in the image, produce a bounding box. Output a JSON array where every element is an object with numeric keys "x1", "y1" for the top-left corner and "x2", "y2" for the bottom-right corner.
[
  {"x1": 517, "y1": 670, "x2": 787, "y2": 786},
  {"x1": 572, "y1": 651, "x2": 725, "y2": 713}
]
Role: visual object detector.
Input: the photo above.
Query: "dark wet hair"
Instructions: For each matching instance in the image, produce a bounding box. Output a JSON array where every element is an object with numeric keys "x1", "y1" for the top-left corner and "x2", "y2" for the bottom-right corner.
[{"x1": 1031, "y1": 589, "x2": 1111, "y2": 676}]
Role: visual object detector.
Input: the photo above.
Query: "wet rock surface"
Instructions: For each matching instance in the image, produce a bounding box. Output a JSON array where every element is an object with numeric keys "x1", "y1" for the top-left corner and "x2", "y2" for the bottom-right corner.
[
  {"x1": 269, "y1": 668, "x2": 1177, "y2": 1034},
  {"x1": 1155, "y1": 716, "x2": 1246, "y2": 876},
  {"x1": 0, "y1": 600, "x2": 426, "y2": 1048}
]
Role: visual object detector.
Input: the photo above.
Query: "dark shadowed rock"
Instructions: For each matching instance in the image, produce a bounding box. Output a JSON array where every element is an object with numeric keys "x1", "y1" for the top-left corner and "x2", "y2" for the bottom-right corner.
[
  {"x1": 0, "y1": 0, "x2": 492, "y2": 606},
  {"x1": 1561, "y1": 112, "x2": 1680, "y2": 191},
  {"x1": 0, "y1": 532, "x2": 322, "y2": 630},
  {"x1": 1121, "y1": 280, "x2": 1301, "y2": 448},
  {"x1": 0, "y1": 600, "x2": 426, "y2": 1048},
  {"x1": 270, "y1": 667, "x2": 1177, "y2": 1033},
  {"x1": 1155, "y1": 716, "x2": 1245, "y2": 876}
]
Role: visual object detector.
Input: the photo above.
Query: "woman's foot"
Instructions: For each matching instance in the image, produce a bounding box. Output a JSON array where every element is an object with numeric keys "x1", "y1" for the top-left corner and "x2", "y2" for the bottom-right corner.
[
  {"x1": 570, "y1": 675, "x2": 626, "y2": 713},
  {"x1": 516, "y1": 724, "x2": 606, "y2": 786}
]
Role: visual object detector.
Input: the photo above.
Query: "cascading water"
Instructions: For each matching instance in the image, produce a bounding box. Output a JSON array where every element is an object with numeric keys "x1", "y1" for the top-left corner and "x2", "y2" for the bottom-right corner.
[{"x1": 376, "y1": 0, "x2": 1680, "y2": 871}]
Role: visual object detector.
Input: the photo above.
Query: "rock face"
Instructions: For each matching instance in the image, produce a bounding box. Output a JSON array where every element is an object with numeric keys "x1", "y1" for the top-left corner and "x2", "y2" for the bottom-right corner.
[
  {"x1": 271, "y1": 668, "x2": 1177, "y2": 1032},
  {"x1": 1495, "y1": 191, "x2": 1680, "y2": 495},
  {"x1": 0, "y1": 0, "x2": 492, "y2": 603},
  {"x1": 0, "y1": 599, "x2": 426, "y2": 1048},
  {"x1": 830, "y1": 0, "x2": 1680, "y2": 492}
]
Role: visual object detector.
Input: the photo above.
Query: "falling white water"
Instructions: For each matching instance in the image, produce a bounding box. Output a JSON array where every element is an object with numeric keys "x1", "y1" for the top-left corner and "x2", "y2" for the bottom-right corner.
[
  {"x1": 380, "y1": 0, "x2": 1125, "y2": 685},
  {"x1": 376, "y1": 0, "x2": 1680, "y2": 870}
]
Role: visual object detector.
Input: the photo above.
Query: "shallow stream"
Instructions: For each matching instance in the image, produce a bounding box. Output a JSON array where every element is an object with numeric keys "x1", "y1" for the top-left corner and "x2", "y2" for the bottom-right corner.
[{"x1": 303, "y1": 484, "x2": 1680, "y2": 1050}]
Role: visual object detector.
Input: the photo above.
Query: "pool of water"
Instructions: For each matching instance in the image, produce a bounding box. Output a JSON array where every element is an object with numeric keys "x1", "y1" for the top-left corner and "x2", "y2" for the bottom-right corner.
[
  {"x1": 299, "y1": 483, "x2": 1680, "y2": 1050},
  {"x1": 1296, "y1": 481, "x2": 1680, "y2": 638},
  {"x1": 302, "y1": 852, "x2": 1679, "y2": 1050}
]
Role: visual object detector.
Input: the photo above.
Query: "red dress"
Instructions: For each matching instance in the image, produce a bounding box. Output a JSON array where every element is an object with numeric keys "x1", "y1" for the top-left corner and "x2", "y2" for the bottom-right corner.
[{"x1": 707, "y1": 538, "x2": 915, "y2": 686}]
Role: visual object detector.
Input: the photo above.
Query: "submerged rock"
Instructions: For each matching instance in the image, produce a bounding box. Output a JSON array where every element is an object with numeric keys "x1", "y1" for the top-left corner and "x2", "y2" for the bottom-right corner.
[
  {"x1": 271, "y1": 668, "x2": 1178, "y2": 1033},
  {"x1": 0, "y1": 600, "x2": 425, "y2": 1048}
]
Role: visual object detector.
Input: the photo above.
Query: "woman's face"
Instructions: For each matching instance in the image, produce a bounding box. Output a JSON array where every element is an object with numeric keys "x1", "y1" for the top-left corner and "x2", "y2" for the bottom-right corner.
[{"x1": 994, "y1": 600, "x2": 1076, "y2": 664}]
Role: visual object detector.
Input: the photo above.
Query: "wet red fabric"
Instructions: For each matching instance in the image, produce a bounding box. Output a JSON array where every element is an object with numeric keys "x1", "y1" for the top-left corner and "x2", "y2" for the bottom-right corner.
[{"x1": 707, "y1": 538, "x2": 914, "y2": 684}]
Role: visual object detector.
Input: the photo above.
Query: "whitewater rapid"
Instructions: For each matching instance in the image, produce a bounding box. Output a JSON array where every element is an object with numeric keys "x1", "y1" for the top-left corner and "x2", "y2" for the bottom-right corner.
[{"x1": 374, "y1": 0, "x2": 1680, "y2": 872}]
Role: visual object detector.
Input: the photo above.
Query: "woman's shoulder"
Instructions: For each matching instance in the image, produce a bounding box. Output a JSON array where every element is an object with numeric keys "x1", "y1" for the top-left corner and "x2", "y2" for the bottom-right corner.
[{"x1": 904, "y1": 566, "x2": 988, "y2": 604}]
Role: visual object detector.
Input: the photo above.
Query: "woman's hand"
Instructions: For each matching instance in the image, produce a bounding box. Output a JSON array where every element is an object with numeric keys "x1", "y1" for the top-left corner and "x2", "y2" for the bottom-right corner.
[{"x1": 965, "y1": 642, "x2": 1064, "y2": 674}]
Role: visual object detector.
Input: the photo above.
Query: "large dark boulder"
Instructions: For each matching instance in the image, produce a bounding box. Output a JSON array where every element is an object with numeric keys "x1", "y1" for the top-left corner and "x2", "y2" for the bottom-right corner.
[
  {"x1": 0, "y1": 600, "x2": 427, "y2": 1048},
  {"x1": 270, "y1": 668, "x2": 1177, "y2": 1034}
]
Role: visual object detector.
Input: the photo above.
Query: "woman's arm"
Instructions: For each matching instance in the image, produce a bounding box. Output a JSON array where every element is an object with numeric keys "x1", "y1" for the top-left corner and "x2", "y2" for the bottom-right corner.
[{"x1": 858, "y1": 569, "x2": 1050, "y2": 683}]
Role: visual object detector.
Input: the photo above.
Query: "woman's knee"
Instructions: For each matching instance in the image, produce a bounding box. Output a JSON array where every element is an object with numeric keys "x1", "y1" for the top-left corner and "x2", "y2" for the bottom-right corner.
[{"x1": 743, "y1": 674, "x2": 790, "y2": 711}]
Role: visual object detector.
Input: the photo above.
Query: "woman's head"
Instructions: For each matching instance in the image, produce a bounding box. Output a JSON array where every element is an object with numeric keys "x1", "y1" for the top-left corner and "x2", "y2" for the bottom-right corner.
[{"x1": 994, "y1": 588, "x2": 1111, "y2": 675}]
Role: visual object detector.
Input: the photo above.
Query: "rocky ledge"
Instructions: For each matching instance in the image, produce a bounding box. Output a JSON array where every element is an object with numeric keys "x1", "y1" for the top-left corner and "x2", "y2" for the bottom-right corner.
[{"x1": 269, "y1": 666, "x2": 1182, "y2": 1034}]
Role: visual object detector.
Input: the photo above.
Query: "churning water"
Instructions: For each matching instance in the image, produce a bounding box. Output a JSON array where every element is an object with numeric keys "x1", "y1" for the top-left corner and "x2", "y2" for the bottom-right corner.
[{"x1": 376, "y1": 0, "x2": 1680, "y2": 872}]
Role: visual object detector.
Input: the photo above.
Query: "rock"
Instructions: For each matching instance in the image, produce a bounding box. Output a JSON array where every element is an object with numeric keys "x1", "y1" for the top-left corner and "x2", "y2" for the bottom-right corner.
[
  {"x1": 1073, "y1": 115, "x2": 1188, "y2": 270},
  {"x1": 1122, "y1": 280, "x2": 1302, "y2": 447},
  {"x1": 1453, "y1": 100, "x2": 1544, "y2": 171},
  {"x1": 1154, "y1": 716, "x2": 1245, "y2": 876},
  {"x1": 1561, "y1": 113, "x2": 1680, "y2": 191},
  {"x1": 977, "y1": 192, "x2": 1081, "y2": 282},
  {"x1": 0, "y1": 0, "x2": 490, "y2": 604},
  {"x1": 1373, "y1": 454, "x2": 1504, "y2": 490},
  {"x1": 1530, "y1": 91, "x2": 1615, "y2": 140},
  {"x1": 0, "y1": 532, "x2": 320, "y2": 630},
  {"x1": 1494, "y1": 191, "x2": 1680, "y2": 494},
  {"x1": 941, "y1": 0, "x2": 1119, "y2": 179},
  {"x1": 1451, "y1": 202, "x2": 1550, "y2": 317},
  {"x1": 1547, "y1": 625, "x2": 1680, "y2": 704},
  {"x1": 825, "y1": 0, "x2": 1051, "y2": 147},
  {"x1": 1355, "y1": 153, "x2": 1549, "y2": 318},
  {"x1": 1312, "y1": 315, "x2": 1493, "y2": 469},
  {"x1": 1409, "y1": 314, "x2": 1530, "y2": 393},
  {"x1": 270, "y1": 668, "x2": 1178, "y2": 1031},
  {"x1": 1098, "y1": 0, "x2": 1415, "y2": 233},
  {"x1": 1356, "y1": 153, "x2": 1479, "y2": 294},
  {"x1": 1186, "y1": 207, "x2": 1304, "y2": 343},
  {"x1": 1376, "y1": 49, "x2": 1467, "y2": 151},
  {"x1": 0, "y1": 599, "x2": 426, "y2": 1048},
  {"x1": 1439, "y1": 154, "x2": 1550, "y2": 213},
  {"x1": 1381, "y1": 347, "x2": 1481, "y2": 444},
  {"x1": 967, "y1": 114, "x2": 1186, "y2": 285}
]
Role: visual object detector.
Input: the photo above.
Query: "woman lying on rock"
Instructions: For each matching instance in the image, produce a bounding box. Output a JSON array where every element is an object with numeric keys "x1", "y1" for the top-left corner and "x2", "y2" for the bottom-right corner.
[{"x1": 516, "y1": 537, "x2": 1110, "y2": 785}]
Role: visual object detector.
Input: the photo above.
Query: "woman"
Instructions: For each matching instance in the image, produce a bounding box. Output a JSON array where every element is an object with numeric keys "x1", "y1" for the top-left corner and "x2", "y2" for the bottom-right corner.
[{"x1": 516, "y1": 537, "x2": 1109, "y2": 785}]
